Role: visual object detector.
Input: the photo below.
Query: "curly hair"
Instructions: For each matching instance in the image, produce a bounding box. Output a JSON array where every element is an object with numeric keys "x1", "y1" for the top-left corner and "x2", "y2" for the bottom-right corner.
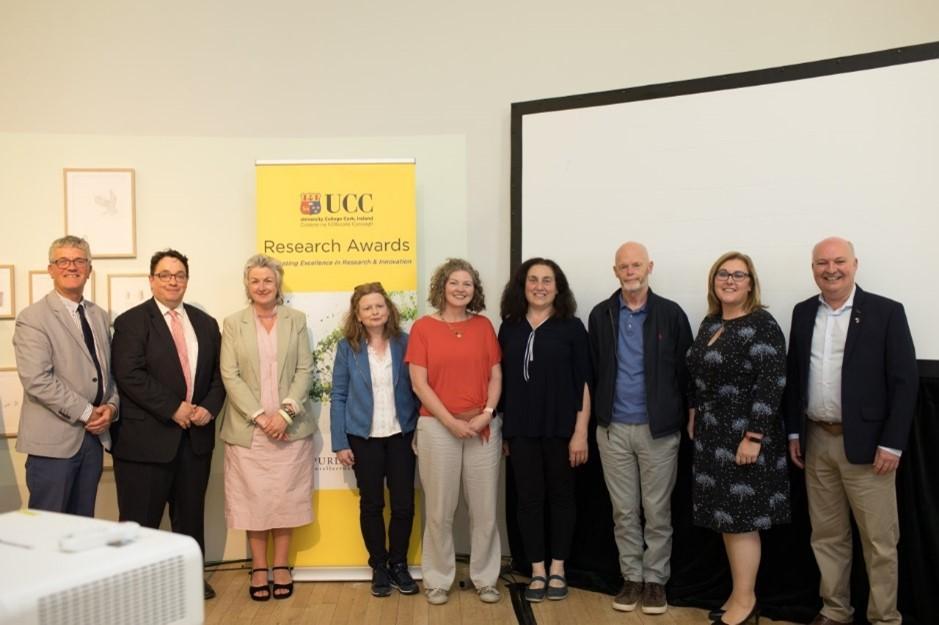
[
  {"x1": 427, "y1": 258, "x2": 486, "y2": 313},
  {"x1": 500, "y1": 258, "x2": 577, "y2": 321},
  {"x1": 706, "y1": 251, "x2": 764, "y2": 317},
  {"x1": 341, "y1": 282, "x2": 403, "y2": 351}
]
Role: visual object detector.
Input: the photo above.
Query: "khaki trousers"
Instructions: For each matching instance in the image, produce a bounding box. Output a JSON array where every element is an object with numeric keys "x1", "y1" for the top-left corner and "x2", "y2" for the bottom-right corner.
[
  {"x1": 805, "y1": 422, "x2": 901, "y2": 625},
  {"x1": 597, "y1": 423, "x2": 679, "y2": 584},
  {"x1": 415, "y1": 416, "x2": 502, "y2": 591}
]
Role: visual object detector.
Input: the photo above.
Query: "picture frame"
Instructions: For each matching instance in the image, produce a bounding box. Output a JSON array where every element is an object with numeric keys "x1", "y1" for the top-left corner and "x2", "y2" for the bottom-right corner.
[
  {"x1": 29, "y1": 270, "x2": 96, "y2": 306},
  {"x1": 0, "y1": 368, "x2": 22, "y2": 439},
  {"x1": 108, "y1": 273, "x2": 150, "y2": 324},
  {"x1": 0, "y1": 265, "x2": 13, "y2": 319},
  {"x1": 64, "y1": 168, "x2": 137, "y2": 259}
]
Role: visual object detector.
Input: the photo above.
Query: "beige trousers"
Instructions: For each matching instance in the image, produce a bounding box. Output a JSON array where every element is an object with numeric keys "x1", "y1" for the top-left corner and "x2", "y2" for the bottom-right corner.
[
  {"x1": 415, "y1": 416, "x2": 502, "y2": 591},
  {"x1": 805, "y1": 422, "x2": 901, "y2": 625}
]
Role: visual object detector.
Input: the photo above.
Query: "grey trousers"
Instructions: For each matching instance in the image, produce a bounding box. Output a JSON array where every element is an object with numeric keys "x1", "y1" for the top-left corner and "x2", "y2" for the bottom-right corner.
[{"x1": 597, "y1": 423, "x2": 679, "y2": 584}]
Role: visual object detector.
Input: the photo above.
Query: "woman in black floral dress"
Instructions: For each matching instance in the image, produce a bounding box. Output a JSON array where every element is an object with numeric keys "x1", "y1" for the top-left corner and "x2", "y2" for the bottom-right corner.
[{"x1": 686, "y1": 251, "x2": 790, "y2": 625}]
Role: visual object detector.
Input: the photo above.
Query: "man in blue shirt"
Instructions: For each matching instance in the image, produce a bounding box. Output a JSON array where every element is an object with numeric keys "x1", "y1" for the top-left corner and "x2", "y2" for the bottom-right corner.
[{"x1": 588, "y1": 242, "x2": 692, "y2": 615}]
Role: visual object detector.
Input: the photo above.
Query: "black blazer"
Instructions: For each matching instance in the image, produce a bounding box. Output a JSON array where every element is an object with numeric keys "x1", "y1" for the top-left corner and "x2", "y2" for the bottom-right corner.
[
  {"x1": 783, "y1": 286, "x2": 917, "y2": 464},
  {"x1": 111, "y1": 298, "x2": 226, "y2": 463}
]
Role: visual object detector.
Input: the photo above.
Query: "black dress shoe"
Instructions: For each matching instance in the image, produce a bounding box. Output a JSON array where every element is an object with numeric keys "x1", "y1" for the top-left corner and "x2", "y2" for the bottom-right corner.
[{"x1": 204, "y1": 580, "x2": 216, "y2": 600}]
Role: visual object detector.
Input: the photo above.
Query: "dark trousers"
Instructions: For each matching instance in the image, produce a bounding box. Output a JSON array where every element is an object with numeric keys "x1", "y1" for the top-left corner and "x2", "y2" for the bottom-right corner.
[
  {"x1": 25, "y1": 431, "x2": 103, "y2": 516},
  {"x1": 508, "y1": 436, "x2": 576, "y2": 563},
  {"x1": 113, "y1": 432, "x2": 212, "y2": 554},
  {"x1": 348, "y1": 431, "x2": 416, "y2": 569}
]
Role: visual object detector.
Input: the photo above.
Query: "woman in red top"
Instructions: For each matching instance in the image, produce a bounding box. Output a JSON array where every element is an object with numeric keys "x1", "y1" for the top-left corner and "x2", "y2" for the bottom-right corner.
[{"x1": 405, "y1": 258, "x2": 503, "y2": 606}]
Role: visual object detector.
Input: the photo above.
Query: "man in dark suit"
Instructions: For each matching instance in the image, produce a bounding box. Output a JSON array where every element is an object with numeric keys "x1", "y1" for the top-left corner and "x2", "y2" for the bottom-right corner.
[
  {"x1": 13, "y1": 236, "x2": 118, "y2": 516},
  {"x1": 784, "y1": 237, "x2": 917, "y2": 625},
  {"x1": 111, "y1": 249, "x2": 225, "y2": 600}
]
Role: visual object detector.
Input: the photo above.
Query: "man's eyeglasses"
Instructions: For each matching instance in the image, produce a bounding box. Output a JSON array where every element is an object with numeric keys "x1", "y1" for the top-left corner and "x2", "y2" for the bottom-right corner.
[
  {"x1": 50, "y1": 257, "x2": 90, "y2": 269},
  {"x1": 716, "y1": 270, "x2": 751, "y2": 282},
  {"x1": 153, "y1": 272, "x2": 189, "y2": 283}
]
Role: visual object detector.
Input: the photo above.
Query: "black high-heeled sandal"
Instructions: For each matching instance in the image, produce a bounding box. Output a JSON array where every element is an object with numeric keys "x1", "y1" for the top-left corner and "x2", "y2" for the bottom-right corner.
[
  {"x1": 271, "y1": 565, "x2": 294, "y2": 599},
  {"x1": 248, "y1": 568, "x2": 271, "y2": 602}
]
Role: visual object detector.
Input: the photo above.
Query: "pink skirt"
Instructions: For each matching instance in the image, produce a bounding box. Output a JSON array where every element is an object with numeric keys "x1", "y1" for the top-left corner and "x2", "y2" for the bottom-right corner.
[{"x1": 224, "y1": 428, "x2": 314, "y2": 530}]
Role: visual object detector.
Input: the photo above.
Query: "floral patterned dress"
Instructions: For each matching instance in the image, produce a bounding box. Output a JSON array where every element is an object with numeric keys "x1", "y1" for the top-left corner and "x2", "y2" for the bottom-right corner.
[{"x1": 686, "y1": 308, "x2": 791, "y2": 533}]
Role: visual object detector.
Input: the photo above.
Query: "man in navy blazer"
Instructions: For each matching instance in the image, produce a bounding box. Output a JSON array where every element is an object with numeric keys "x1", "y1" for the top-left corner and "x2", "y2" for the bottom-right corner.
[
  {"x1": 111, "y1": 249, "x2": 225, "y2": 600},
  {"x1": 784, "y1": 237, "x2": 917, "y2": 625}
]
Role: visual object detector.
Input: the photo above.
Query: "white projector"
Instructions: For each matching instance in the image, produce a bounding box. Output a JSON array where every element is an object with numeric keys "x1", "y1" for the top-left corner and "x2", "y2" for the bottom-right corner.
[{"x1": 0, "y1": 509, "x2": 204, "y2": 625}]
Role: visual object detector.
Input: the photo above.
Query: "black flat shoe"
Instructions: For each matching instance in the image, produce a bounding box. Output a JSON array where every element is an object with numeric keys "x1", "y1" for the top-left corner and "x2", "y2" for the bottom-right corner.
[
  {"x1": 271, "y1": 565, "x2": 294, "y2": 600},
  {"x1": 204, "y1": 580, "x2": 217, "y2": 600},
  {"x1": 708, "y1": 607, "x2": 726, "y2": 621},
  {"x1": 248, "y1": 568, "x2": 271, "y2": 602},
  {"x1": 524, "y1": 576, "x2": 547, "y2": 602},
  {"x1": 714, "y1": 605, "x2": 759, "y2": 625}
]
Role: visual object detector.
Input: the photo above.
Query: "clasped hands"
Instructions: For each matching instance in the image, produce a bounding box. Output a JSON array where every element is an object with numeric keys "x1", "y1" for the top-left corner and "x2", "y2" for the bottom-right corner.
[
  {"x1": 446, "y1": 411, "x2": 491, "y2": 439},
  {"x1": 171, "y1": 401, "x2": 213, "y2": 430},
  {"x1": 85, "y1": 404, "x2": 116, "y2": 435}
]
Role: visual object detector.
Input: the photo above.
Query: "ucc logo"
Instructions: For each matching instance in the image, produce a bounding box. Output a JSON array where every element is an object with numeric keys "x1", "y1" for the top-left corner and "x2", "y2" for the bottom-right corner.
[{"x1": 300, "y1": 192, "x2": 373, "y2": 215}]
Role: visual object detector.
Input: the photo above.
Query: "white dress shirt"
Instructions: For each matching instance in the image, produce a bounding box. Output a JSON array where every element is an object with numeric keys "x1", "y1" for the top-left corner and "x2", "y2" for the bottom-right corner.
[{"x1": 798, "y1": 286, "x2": 900, "y2": 456}]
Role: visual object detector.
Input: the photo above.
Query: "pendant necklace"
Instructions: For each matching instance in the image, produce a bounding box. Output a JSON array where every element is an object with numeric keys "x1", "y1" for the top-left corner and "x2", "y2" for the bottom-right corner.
[{"x1": 442, "y1": 314, "x2": 467, "y2": 338}]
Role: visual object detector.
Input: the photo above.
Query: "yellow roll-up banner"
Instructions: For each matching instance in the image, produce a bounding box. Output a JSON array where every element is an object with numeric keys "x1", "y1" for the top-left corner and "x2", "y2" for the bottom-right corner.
[{"x1": 256, "y1": 159, "x2": 420, "y2": 580}]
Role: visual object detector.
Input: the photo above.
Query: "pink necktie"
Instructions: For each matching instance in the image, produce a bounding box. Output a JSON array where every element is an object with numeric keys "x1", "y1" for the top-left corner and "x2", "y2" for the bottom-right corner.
[{"x1": 169, "y1": 310, "x2": 193, "y2": 402}]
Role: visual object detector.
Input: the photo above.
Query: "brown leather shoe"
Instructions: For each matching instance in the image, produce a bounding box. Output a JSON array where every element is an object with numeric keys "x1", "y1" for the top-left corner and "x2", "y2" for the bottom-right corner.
[{"x1": 809, "y1": 615, "x2": 853, "y2": 625}]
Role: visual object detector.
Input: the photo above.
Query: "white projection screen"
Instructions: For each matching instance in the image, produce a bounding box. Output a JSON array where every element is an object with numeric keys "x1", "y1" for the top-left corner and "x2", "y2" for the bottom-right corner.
[{"x1": 512, "y1": 42, "x2": 939, "y2": 363}]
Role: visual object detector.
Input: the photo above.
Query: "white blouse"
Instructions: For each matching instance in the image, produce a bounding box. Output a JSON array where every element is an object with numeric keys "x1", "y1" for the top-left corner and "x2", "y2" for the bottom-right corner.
[{"x1": 367, "y1": 344, "x2": 401, "y2": 438}]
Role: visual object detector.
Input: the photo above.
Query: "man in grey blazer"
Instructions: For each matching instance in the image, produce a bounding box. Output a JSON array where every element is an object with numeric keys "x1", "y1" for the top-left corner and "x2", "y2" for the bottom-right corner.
[{"x1": 13, "y1": 235, "x2": 118, "y2": 516}]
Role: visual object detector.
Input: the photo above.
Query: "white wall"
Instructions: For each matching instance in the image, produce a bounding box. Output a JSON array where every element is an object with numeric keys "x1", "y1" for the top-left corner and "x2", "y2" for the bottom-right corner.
[{"x1": 2, "y1": 0, "x2": 938, "y2": 561}]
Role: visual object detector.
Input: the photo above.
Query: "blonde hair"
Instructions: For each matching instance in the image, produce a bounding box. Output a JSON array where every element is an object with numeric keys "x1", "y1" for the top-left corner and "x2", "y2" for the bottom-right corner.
[
  {"x1": 243, "y1": 254, "x2": 285, "y2": 305},
  {"x1": 706, "y1": 251, "x2": 764, "y2": 317}
]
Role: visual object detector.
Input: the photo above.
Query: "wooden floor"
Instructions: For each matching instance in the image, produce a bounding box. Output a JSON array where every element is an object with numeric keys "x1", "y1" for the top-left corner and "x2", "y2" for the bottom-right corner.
[{"x1": 204, "y1": 566, "x2": 798, "y2": 625}]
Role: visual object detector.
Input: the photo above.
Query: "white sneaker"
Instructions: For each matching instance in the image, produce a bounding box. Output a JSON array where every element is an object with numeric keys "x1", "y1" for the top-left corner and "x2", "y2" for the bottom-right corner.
[
  {"x1": 425, "y1": 587, "x2": 449, "y2": 605},
  {"x1": 477, "y1": 586, "x2": 501, "y2": 604}
]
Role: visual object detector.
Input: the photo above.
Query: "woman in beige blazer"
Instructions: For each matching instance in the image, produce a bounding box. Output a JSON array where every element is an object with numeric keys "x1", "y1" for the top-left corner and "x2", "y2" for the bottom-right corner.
[{"x1": 219, "y1": 254, "x2": 315, "y2": 601}]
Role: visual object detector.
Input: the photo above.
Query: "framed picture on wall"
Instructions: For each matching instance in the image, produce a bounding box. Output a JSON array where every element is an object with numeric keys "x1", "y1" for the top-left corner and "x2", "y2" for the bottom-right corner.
[
  {"x1": 0, "y1": 265, "x2": 14, "y2": 319},
  {"x1": 29, "y1": 270, "x2": 96, "y2": 305},
  {"x1": 64, "y1": 168, "x2": 137, "y2": 259},
  {"x1": 0, "y1": 368, "x2": 23, "y2": 438},
  {"x1": 108, "y1": 273, "x2": 150, "y2": 324}
]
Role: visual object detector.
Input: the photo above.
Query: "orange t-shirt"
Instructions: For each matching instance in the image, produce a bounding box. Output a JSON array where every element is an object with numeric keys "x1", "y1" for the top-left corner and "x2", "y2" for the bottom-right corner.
[{"x1": 404, "y1": 314, "x2": 501, "y2": 417}]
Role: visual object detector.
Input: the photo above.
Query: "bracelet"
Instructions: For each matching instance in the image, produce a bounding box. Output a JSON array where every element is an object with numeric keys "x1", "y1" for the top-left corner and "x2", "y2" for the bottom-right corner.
[
  {"x1": 745, "y1": 434, "x2": 763, "y2": 444},
  {"x1": 278, "y1": 409, "x2": 294, "y2": 426},
  {"x1": 483, "y1": 407, "x2": 494, "y2": 415}
]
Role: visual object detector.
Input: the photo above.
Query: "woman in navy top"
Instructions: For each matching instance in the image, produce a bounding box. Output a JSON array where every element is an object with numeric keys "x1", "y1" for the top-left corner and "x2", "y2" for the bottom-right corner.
[{"x1": 498, "y1": 258, "x2": 591, "y2": 602}]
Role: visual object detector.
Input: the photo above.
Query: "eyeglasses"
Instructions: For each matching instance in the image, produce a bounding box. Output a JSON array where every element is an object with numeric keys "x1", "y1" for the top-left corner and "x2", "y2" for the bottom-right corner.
[
  {"x1": 50, "y1": 257, "x2": 90, "y2": 269},
  {"x1": 716, "y1": 270, "x2": 751, "y2": 282},
  {"x1": 153, "y1": 272, "x2": 189, "y2": 283}
]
